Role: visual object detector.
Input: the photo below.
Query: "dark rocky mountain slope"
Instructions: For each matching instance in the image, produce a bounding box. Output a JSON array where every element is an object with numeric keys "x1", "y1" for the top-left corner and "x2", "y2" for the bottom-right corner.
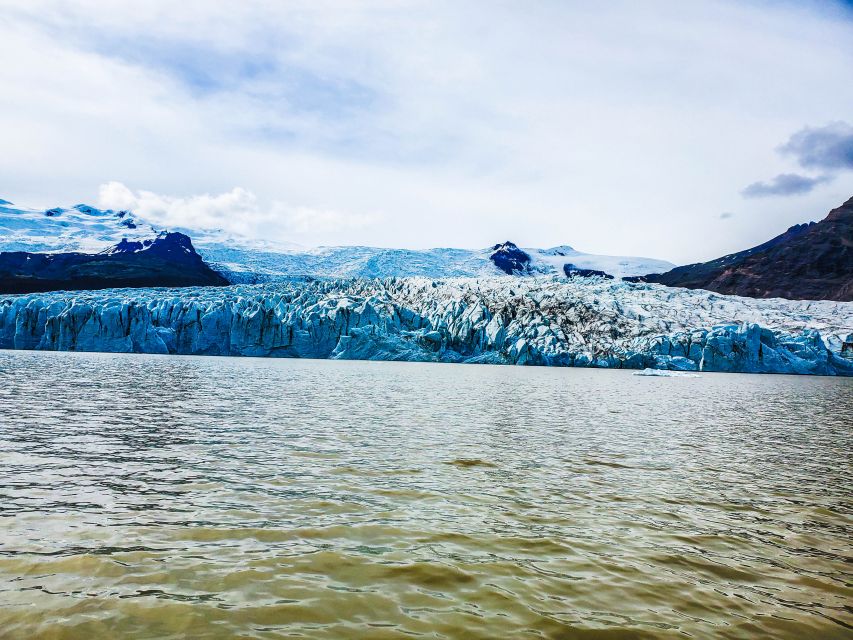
[
  {"x1": 630, "y1": 197, "x2": 853, "y2": 301},
  {"x1": 563, "y1": 263, "x2": 614, "y2": 279},
  {"x1": 0, "y1": 232, "x2": 229, "y2": 294},
  {"x1": 489, "y1": 241, "x2": 532, "y2": 274}
]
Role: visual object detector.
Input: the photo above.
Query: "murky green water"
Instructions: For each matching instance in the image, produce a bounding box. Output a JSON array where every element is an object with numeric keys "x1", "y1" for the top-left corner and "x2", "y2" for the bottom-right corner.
[{"x1": 0, "y1": 350, "x2": 851, "y2": 639}]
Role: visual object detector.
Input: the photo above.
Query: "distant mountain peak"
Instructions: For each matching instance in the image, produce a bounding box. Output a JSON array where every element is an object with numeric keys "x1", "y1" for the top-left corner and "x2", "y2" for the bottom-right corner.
[
  {"x1": 826, "y1": 196, "x2": 853, "y2": 222},
  {"x1": 107, "y1": 232, "x2": 197, "y2": 259},
  {"x1": 489, "y1": 241, "x2": 532, "y2": 274},
  {"x1": 39, "y1": 203, "x2": 137, "y2": 220},
  {"x1": 541, "y1": 245, "x2": 576, "y2": 256},
  {"x1": 637, "y1": 196, "x2": 853, "y2": 301},
  {"x1": 2, "y1": 231, "x2": 226, "y2": 294},
  {"x1": 564, "y1": 263, "x2": 613, "y2": 279},
  {"x1": 0, "y1": 197, "x2": 676, "y2": 281},
  {"x1": 72, "y1": 204, "x2": 108, "y2": 216}
]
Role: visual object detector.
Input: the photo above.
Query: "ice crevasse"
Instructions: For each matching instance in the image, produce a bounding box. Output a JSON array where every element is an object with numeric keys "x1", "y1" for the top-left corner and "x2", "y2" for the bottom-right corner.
[{"x1": 1, "y1": 277, "x2": 851, "y2": 376}]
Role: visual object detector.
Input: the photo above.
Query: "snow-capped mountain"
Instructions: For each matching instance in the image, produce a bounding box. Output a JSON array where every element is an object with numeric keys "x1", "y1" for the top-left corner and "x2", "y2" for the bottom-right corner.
[
  {"x1": 0, "y1": 198, "x2": 676, "y2": 281},
  {"x1": 4, "y1": 197, "x2": 850, "y2": 376},
  {"x1": 0, "y1": 231, "x2": 227, "y2": 294},
  {"x1": 0, "y1": 201, "x2": 153, "y2": 253}
]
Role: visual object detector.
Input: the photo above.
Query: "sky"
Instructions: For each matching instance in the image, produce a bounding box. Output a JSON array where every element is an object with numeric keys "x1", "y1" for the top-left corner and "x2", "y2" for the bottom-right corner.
[{"x1": 1, "y1": 0, "x2": 852, "y2": 264}]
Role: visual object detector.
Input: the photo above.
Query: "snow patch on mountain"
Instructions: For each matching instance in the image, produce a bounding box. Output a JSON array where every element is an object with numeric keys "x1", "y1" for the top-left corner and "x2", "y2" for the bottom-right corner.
[
  {"x1": 531, "y1": 247, "x2": 674, "y2": 280},
  {"x1": 0, "y1": 201, "x2": 152, "y2": 253}
]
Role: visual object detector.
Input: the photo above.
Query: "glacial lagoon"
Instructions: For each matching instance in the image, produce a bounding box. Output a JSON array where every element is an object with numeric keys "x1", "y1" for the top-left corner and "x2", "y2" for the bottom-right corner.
[{"x1": 0, "y1": 350, "x2": 851, "y2": 639}]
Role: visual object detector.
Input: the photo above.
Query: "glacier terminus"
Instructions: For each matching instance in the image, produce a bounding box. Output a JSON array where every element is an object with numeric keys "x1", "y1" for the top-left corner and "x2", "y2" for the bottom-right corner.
[{"x1": 1, "y1": 277, "x2": 851, "y2": 376}]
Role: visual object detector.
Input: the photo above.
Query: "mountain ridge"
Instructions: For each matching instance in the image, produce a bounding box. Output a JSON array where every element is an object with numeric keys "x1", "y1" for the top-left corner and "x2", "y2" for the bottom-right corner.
[
  {"x1": 0, "y1": 232, "x2": 228, "y2": 294},
  {"x1": 632, "y1": 197, "x2": 853, "y2": 301},
  {"x1": 0, "y1": 199, "x2": 676, "y2": 281}
]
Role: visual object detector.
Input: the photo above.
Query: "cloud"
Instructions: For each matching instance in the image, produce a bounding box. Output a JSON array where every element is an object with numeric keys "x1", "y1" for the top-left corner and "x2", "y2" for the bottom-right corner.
[
  {"x1": 99, "y1": 182, "x2": 265, "y2": 236},
  {"x1": 741, "y1": 173, "x2": 833, "y2": 198},
  {"x1": 98, "y1": 182, "x2": 380, "y2": 242},
  {"x1": 779, "y1": 121, "x2": 853, "y2": 171},
  {"x1": 3, "y1": 1, "x2": 853, "y2": 263},
  {"x1": 743, "y1": 121, "x2": 853, "y2": 199},
  {"x1": 274, "y1": 205, "x2": 379, "y2": 235}
]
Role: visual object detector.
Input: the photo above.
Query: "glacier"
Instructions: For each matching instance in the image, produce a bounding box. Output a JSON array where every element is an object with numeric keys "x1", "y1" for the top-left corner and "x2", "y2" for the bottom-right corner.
[
  {"x1": 0, "y1": 200, "x2": 675, "y2": 281},
  {"x1": 1, "y1": 277, "x2": 851, "y2": 376}
]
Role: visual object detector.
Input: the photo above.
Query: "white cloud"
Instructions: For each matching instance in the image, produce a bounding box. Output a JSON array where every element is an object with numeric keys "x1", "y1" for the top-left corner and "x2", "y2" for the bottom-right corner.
[
  {"x1": 275, "y1": 204, "x2": 380, "y2": 235},
  {"x1": 2, "y1": 1, "x2": 853, "y2": 262},
  {"x1": 98, "y1": 182, "x2": 380, "y2": 242},
  {"x1": 98, "y1": 182, "x2": 261, "y2": 233}
]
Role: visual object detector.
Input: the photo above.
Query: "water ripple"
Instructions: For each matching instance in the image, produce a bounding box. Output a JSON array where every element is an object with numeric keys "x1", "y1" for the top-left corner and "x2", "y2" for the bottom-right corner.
[{"x1": 0, "y1": 350, "x2": 851, "y2": 639}]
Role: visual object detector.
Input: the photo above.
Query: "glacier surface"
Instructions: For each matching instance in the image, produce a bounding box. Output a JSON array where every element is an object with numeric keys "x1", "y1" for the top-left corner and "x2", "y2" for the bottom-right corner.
[
  {"x1": 1, "y1": 278, "x2": 851, "y2": 376},
  {"x1": 0, "y1": 200, "x2": 674, "y2": 280}
]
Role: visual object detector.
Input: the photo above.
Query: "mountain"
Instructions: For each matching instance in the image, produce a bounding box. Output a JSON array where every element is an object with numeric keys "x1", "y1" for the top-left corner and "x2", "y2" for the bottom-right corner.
[
  {"x1": 489, "y1": 241, "x2": 533, "y2": 274},
  {"x1": 630, "y1": 197, "x2": 853, "y2": 301},
  {"x1": 1, "y1": 278, "x2": 850, "y2": 375},
  {"x1": 563, "y1": 264, "x2": 614, "y2": 279},
  {"x1": 0, "y1": 199, "x2": 675, "y2": 281},
  {"x1": 0, "y1": 232, "x2": 228, "y2": 294}
]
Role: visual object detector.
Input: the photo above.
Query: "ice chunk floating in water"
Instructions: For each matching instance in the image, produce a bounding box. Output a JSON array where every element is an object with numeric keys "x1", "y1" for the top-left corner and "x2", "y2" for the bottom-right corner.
[
  {"x1": 0, "y1": 277, "x2": 851, "y2": 375},
  {"x1": 633, "y1": 368, "x2": 701, "y2": 378}
]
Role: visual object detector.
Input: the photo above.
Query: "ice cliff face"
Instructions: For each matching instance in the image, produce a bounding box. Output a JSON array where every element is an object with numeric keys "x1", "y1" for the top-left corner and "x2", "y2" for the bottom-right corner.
[{"x1": 1, "y1": 278, "x2": 851, "y2": 375}]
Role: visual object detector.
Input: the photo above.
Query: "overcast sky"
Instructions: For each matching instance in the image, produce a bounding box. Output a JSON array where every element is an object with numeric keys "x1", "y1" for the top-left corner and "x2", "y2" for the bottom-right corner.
[{"x1": 1, "y1": 0, "x2": 852, "y2": 263}]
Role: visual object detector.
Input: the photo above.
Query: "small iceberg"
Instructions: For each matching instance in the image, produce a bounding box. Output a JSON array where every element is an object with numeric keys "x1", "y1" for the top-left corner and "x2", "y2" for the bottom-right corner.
[{"x1": 633, "y1": 368, "x2": 701, "y2": 378}]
